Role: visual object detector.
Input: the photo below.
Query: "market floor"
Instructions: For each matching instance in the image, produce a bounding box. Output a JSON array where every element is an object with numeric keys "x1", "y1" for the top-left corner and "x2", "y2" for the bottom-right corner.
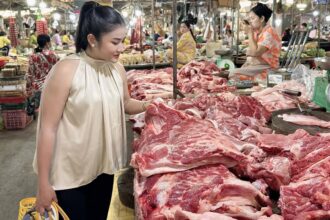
[
  {"x1": 0, "y1": 120, "x2": 38, "y2": 220},
  {"x1": 0, "y1": 119, "x2": 134, "y2": 220}
]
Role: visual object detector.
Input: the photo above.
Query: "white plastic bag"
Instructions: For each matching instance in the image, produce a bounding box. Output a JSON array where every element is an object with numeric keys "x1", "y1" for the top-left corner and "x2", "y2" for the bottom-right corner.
[{"x1": 291, "y1": 64, "x2": 323, "y2": 100}]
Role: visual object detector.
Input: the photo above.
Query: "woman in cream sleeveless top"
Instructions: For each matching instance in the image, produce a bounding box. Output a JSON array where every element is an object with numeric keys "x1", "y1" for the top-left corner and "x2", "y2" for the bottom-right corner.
[
  {"x1": 34, "y1": 2, "x2": 149, "y2": 220},
  {"x1": 33, "y1": 51, "x2": 129, "y2": 189}
]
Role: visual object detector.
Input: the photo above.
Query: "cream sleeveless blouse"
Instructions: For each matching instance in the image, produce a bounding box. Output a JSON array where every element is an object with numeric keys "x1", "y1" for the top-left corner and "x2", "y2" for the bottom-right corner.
[{"x1": 33, "y1": 52, "x2": 127, "y2": 190}]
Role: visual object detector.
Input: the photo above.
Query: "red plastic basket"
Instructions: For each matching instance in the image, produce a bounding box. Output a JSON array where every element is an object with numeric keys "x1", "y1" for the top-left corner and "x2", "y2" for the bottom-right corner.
[
  {"x1": 0, "y1": 96, "x2": 26, "y2": 104},
  {"x1": 1, "y1": 110, "x2": 32, "y2": 129}
]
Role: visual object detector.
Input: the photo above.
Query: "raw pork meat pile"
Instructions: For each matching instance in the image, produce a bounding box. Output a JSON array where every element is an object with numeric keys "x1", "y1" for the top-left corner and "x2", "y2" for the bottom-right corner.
[
  {"x1": 126, "y1": 61, "x2": 234, "y2": 101},
  {"x1": 177, "y1": 61, "x2": 236, "y2": 94},
  {"x1": 135, "y1": 164, "x2": 273, "y2": 220},
  {"x1": 127, "y1": 68, "x2": 174, "y2": 100},
  {"x1": 251, "y1": 80, "x2": 310, "y2": 112},
  {"x1": 129, "y1": 67, "x2": 329, "y2": 219},
  {"x1": 131, "y1": 102, "x2": 250, "y2": 177},
  {"x1": 131, "y1": 98, "x2": 291, "y2": 219},
  {"x1": 256, "y1": 130, "x2": 330, "y2": 219}
]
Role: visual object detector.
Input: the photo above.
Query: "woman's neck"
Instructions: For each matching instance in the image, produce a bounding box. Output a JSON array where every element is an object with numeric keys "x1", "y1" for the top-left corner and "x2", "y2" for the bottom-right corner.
[
  {"x1": 85, "y1": 47, "x2": 103, "y2": 60},
  {"x1": 258, "y1": 24, "x2": 267, "y2": 33}
]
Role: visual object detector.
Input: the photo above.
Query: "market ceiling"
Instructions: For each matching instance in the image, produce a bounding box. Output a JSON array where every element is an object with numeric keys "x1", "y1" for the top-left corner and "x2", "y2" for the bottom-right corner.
[
  {"x1": 0, "y1": 0, "x2": 215, "y2": 12},
  {"x1": 74, "y1": 0, "x2": 211, "y2": 10},
  {"x1": 0, "y1": 0, "x2": 73, "y2": 11}
]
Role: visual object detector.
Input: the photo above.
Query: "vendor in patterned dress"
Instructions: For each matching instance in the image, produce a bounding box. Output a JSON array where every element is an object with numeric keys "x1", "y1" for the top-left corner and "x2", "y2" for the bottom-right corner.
[{"x1": 229, "y1": 3, "x2": 281, "y2": 82}]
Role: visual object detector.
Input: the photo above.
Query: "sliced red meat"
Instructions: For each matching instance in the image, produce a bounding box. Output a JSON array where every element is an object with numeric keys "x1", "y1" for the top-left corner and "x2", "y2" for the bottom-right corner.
[
  {"x1": 246, "y1": 156, "x2": 292, "y2": 190},
  {"x1": 279, "y1": 157, "x2": 330, "y2": 220},
  {"x1": 131, "y1": 102, "x2": 250, "y2": 177},
  {"x1": 136, "y1": 164, "x2": 272, "y2": 220}
]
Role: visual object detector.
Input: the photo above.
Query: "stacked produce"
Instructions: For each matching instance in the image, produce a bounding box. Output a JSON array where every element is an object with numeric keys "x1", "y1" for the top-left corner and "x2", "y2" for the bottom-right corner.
[
  {"x1": 280, "y1": 41, "x2": 326, "y2": 59},
  {"x1": 119, "y1": 50, "x2": 166, "y2": 66},
  {"x1": 119, "y1": 53, "x2": 146, "y2": 65}
]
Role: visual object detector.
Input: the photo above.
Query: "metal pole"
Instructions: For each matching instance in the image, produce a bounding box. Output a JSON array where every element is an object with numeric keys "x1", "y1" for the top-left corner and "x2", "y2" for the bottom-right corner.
[
  {"x1": 291, "y1": 4, "x2": 294, "y2": 31},
  {"x1": 152, "y1": 0, "x2": 156, "y2": 69},
  {"x1": 317, "y1": 3, "x2": 321, "y2": 57},
  {"x1": 236, "y1": 0, "x2": 240, "y2": 61},
  {"x1": 17, "y1": 10, "x2": 24, "y2": 38},
  {"x1": 173, "y1": 0, "x2": 178, "y2": 99},
  {"x1": 231, "y1": 5, "x2": 235, "y2": 48},
  {"x1": 213, "y1": 10, "x2": 217, "y2": 41},
  {"x1": 139, "y1": 17, "x2": 143, "y2": 54},
  {"x1": 272, "y1": 0, "x2": 276, "y2": 27},
  {"x1": 64, "y1": 12, "x2": 68, "y2": 31}
]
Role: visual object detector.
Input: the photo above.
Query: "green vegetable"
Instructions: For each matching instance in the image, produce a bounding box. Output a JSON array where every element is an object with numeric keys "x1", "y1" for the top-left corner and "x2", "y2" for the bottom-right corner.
[{"x1": 304, "y1": 48, "x2": 325, "y2": 57}]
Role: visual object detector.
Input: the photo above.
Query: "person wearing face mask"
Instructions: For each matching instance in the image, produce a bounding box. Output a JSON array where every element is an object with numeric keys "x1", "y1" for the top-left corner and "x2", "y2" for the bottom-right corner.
[
  {"x1": 229, "y1": 3, "x2": 281, "y2": 82},
  {"x1": 167, "y1": 17, "x2": 197, "y2": 68},
  {"x1": 33, "y1": 2, "x2": 150, "y2": 219}
]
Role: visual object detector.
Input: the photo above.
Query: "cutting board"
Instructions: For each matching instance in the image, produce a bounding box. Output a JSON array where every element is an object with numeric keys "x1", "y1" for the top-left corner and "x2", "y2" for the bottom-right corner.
[{"x1": 272, "y1": 108, "x2": 330, "y2": 135}]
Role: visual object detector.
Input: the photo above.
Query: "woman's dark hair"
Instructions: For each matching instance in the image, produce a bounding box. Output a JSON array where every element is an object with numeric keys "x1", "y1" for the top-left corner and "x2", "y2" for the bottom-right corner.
[
  {"x1": 181, "y1": 14, "x2": 197, "y2": 42},
  {"x1": 0, "y1": 31, "x2": 6, "y2": 36},
  {"x1": 75, "y1": 1, "x2": 126, "y2": 53},
  {"x1": 250, "y1": 3, "x2": 273, "y2": 23},
  {"x1": 35, "y1": 34, "x2": 51, "y2": 53}
]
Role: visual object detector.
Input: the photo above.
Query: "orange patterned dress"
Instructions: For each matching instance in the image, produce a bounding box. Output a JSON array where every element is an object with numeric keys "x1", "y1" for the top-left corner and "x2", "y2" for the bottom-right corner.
[
  {"x1": 236, "y1": 25, "x2": 281, "y2": 81},
  {"x1": 255, "y1": 24, "x2": 281, "y2": 69}
]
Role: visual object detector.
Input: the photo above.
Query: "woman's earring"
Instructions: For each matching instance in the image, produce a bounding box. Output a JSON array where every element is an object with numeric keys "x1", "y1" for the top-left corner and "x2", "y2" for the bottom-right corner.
[{"x1": 92, "y1": 44, "x2": 95, "y2": 47}]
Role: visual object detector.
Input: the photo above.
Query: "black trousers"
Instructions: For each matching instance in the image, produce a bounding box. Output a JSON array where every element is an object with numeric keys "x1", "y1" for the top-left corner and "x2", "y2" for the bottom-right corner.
[{"x1": 56, "y1": 174, "x2": 114, "y2": 220}]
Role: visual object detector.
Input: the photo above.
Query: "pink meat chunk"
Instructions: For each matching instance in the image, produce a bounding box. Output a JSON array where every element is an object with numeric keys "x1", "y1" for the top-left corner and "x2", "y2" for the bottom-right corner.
[
  {"x1": 279, "y1": 157, "x2": 330, "y2": 220},
  {"x1": 131, "y1": 102, "x2": 254, "y2": 177},
  {"x1": 136, "y1": 164, "x2": 272, "y2": 220},
  {"x1": 279, "y1": 113, "x2": 330, "y2": 128}
]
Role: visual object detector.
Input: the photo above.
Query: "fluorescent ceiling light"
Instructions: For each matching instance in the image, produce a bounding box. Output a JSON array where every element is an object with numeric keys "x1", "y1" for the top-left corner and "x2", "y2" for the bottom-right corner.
[
  {"x1": 53, "y1": 13, "x2": 61, "y2": 20},
  {"x1": 26, "y1": 0, "x2": 36, "y2": 7},
  {"x1": 240, "y1": 1, "x2": 252, "y2": 8},
  {"x1": 297, "y1": 3, "x2": 307, "y2": 11},
  {"x1": 39, "y1": 2, "x2": 47, "y2": 10},
  {"x1": 326, "y1": 15, "x2": 330, "y2": 22}
]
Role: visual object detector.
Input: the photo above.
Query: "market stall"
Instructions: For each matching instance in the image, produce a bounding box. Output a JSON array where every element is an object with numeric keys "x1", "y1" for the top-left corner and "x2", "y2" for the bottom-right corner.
[
  {"x1": 1, "y1": 0, "x2": 330, "y2": 219},
  {"x1": 114, "y1": 0, "x2": 330, "y2": 220}
]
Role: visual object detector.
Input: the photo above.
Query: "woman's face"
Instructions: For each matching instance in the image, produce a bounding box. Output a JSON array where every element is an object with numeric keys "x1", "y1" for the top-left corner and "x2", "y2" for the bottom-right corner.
[
  {"x1": 180, "y1": 23, "x2": 189, "y2": 34},
  {"x1": 248, "y1": 11, "x2": 264, "y2": 30},
  {"x1": 94, "y1": 26, "x2": 127, "y2": 62}
]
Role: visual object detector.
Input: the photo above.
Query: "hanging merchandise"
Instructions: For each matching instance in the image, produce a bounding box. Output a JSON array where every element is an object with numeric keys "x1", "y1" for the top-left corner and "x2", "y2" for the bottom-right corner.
[
  {"x1": 36, "y1": 18, "x2": 48, "y2": 35},
  {"x1": 9, "y1": 17, "x2": 18, "y2": 48},
  {"x1": 203, "y1": 21, "x2": 210, "y2": 40},
  {"x1": 130, "y1": 17, "x2": 143, "y2": 46},
  {"x1": 203, "y1": 20, "x2": 214, "y2": 41}
]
